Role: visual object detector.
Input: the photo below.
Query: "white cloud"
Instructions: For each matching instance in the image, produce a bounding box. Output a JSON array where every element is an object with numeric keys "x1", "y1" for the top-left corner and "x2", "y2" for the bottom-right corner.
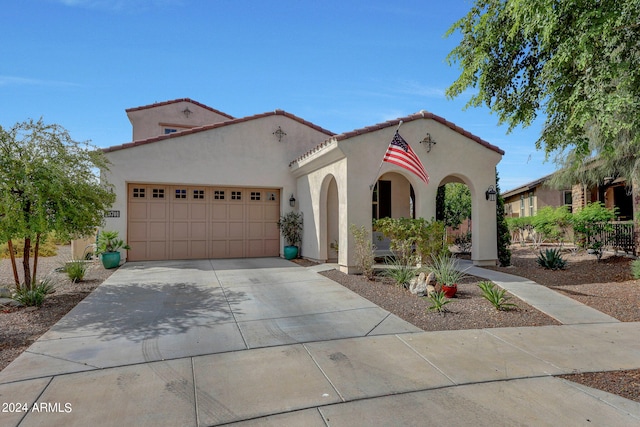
[
  {"x1": 0, "y1": 75, "x2": 79, "y2": 87},
  {"x1": 395, "y1": 80, "x2": 446, "y2": 98}
]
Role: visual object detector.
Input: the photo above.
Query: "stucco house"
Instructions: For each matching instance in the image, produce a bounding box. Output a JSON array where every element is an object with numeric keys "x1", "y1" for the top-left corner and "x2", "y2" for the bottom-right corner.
[
  {"x1": 503, "y1": 174, "x2": 573, "y2": 218},
  {"x1": 102, "y1": 98, "x2": 504, "y2": 272},
  {"x1": 503, "y1": 173, "x2": 634, "y2": 221}
]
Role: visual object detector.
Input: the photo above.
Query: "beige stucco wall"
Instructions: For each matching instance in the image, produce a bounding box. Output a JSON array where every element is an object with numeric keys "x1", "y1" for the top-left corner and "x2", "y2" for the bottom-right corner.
[
  {"x1": 102, "y1": 114, "x2": 331, "y2": 261},
  {"x1": 127, "y1": 100, "x2": 232, "y2": 141},
  {"x1": 294, "y1": 117, "x2": 502, "y2": 271}
]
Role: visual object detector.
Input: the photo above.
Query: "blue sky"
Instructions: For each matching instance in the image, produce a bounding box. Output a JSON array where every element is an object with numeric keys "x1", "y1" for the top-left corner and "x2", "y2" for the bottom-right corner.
[{"x1": 1, "y1": 0, "x2": 557, "y2": 191}]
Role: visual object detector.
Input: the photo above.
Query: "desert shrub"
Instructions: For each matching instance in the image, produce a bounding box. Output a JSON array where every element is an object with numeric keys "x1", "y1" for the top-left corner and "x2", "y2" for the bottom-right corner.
[
  {"x1": 531, "y1": 206, "x2": 573, "y2": 246},
  {"x1": 536, "y1": 248, "x2": 567, "y2": 270},
  {"x1": 453, "y1": 231, "x2": 472, "y2": 254},
  {"x1": 428, "y1": 253, "x2": 466, "y2": 286},
  {"x1": 382, "y1": 257, "x2": 416, "y2": 288},
  {"x1": 631, "y1": 259, "x2": 640, "y2": 279},
  {"x1": 0, "y1": 237, "x2": 58, "y2": 259},
  {"x1": 12, "y1": 278, "x2": 56, "y2": 307},
  {"x1": 62, "y1": 259, "x2": 89, "y2": 282},
  {"x1": 477, "y1": 281, "x2": 516, "y2": 311},
  {"x1": 571, "y1": 202, "x2": 617, "y2": 248},
  {"x1": 507, "y1": 216, "x2": 533, "y2": 246},
  {"x1": 426, "y1": 291, "x2": 451, "y2": 314},
  {"x1": 350, "y1": 224, "x2": 376, "y2": 280},
  {"x1": 374, "y1": 217, "x2": 448, "y2": 265}
]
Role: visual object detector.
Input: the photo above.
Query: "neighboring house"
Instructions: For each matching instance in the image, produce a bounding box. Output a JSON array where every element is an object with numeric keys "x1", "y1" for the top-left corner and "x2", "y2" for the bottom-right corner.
[
  {"x1": 572, "y1": 178, "x2": 634, "y2": 221},
  {"x1": 503, "y1": 173, "x2": 634, "y2": 221},
  {"x1": 502, "y1": 174, "x2": 573, "y2": 218},
  {"x1": 102, "y1": 98, "x2": 504, "y2": 272}
]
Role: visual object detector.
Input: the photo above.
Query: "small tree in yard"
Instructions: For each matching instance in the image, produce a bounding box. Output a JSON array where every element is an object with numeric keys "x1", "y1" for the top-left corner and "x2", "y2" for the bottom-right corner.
[
  {"x1": 496, "y1": 171, "x2": 511, "y2": 266},
  {"x1": 0, "y1": 119, "x2": 115, "y2": 290},
  {"x1": 531, "y1": 206, "x2": 573, "y2": 247},
  {"x1": 571, "y1": 202, "x2": 617, "y2": 260}
]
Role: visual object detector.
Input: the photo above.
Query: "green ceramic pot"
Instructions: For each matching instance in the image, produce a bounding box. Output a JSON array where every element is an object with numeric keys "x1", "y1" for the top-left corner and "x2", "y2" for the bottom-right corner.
[
  {"x1": 101, "y1": 252, "x2": 121, "y2": 269},
  {"x1": 283, "y1": 246, "x2": 299, "y2": 260}
]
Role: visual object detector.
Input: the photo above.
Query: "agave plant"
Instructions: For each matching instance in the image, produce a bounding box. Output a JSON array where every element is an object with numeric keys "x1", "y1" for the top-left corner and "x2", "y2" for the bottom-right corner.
[
  {"x1": 477, "y1": 281, "x2": 516, "y2": 311},
  {"x1": 536, "y1": 248, "x2": 566, "y2": 270}
]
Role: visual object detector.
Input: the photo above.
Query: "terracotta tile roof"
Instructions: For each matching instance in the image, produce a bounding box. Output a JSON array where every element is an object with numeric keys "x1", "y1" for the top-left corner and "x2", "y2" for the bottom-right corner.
[
  {"x1": 125, "y1": 98, "x2": 235, "y2": 120},
  {"x1": 290, "y1": 110, "x2": 505, "y2": 166},
  {"x1": 103, "y1": 109, "x2": 335, "y2": 153}
]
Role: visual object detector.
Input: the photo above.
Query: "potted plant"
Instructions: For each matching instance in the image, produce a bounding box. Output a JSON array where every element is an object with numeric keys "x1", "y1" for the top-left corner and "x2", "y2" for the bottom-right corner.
[
  {"x1": 277, "y1": 211, "x2": 303, "y2": 260},
  {"x1": 96, "y1": 230, "x2": 130, "y2": 269},
  {"x1": 428, "y1": 253, "x2": 466, "y2": 298}
]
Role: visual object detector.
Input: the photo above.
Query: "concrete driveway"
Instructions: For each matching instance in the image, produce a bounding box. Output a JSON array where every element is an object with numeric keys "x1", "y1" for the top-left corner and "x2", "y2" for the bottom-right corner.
[{"x1": 1, "y1": 258, "x2": 639, "y2": 426}]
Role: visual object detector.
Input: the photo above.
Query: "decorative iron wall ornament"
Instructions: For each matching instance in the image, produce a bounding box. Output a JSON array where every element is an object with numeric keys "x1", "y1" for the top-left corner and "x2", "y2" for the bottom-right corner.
[
  {"x1": 273, "y1": 126, "x2": 287, "y2": 142},
  {"x1": 420, "y1": 133, "x2": 437, "y2": 152}
]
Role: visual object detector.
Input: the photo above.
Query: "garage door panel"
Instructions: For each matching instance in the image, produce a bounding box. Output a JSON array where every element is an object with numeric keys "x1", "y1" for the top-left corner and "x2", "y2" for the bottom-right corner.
[
  {"x1": 248, "y1": 205, "x2": 264, "y2": 220},
  {"x1": 191, "y1": 241, "x2": 207, "y2": 258},
  {"x1": 129, "y1": 222, "x2": 147, "y2": 240},
  {"x1": 211, "y1": 223, "x2": 228, "y2": 238},
  {"x1": 172, "y1": 222, "x2": 189, "y2": 239},
  {"x1": 265, "y1": 222, "x2": 279, "y2": 239},
  {"x1": 228, "y1": 222, "x2": 244, "y2": 239},
  {"x1": 229, "y1": 240, "x2": 244, "y2": 258},
  {"x1": 191, "y1": 222, "x2": 207, "y2": 237},
  {"x1": 248, "y1": 222, "x2": 264, "y2": 238},
  {"x1": 265, "y1": 239, "x2": 279, "y2": 255},
  {"x1": 149, "y1": 204, "x2": 168, "y2": 220},
  {"x1": 210, "y1": 241, "x2": 227, "y2": 258},
  {"x1": 171, "y1": 241, "x2": 189, "y2": 259},
  {"x1": 192, "y1": 204, "x2": 207, "y2": 220},
  {"x1": 265, "y1": 205, "x2": 279, "y2": 221},
  {"x1": 247, "y1": 239, "x2": 264, "y2": 257},
  {"x1": 211, "y1": 204, "x2": 228, "y2": 220},
  {"x1": 229, "y1": 204, "x2": 244, "y2": 219},
  {"x1": 148, "y1": 242, "x2": 167, "y2": 260},
  {"x1": 149, "y1": 222, "x2": 167, "y2": 240},
  {"x1": 129, "y1": 184, "x2": 280, "y2": 260},
  {"x1": 129, "y1": 204, "x2": 148, "y2": 220}
]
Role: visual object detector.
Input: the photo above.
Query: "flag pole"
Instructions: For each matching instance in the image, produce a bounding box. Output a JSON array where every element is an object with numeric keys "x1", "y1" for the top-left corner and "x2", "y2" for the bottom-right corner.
[{"x1": 369, "y1": 120, "x2": 403, "y2": 191}]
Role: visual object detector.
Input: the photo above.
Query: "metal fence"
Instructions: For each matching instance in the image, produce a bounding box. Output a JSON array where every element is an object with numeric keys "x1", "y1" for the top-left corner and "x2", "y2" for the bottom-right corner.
[{"x1": 587, "y1": 221, "x2": 636, "y2": 255}]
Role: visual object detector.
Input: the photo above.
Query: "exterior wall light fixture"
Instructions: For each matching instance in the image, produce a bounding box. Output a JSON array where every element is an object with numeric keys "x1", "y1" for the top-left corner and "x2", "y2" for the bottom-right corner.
[
  {"x1": 182, "y1": 107, "x2": 192, "y2": 118},
  {"x1": 485, "y1": 185, "x2": 497, "y2": 201},
  {"x1": 289, "y1": 194, "x2": 296, "y2": 207}
]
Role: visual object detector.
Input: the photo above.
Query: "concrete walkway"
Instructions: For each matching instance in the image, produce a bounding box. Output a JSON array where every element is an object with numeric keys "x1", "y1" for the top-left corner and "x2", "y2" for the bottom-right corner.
[
  {"x1": 458, "y1": 260, "x2": 620, "y2": 324},
  {"x1": 0, "y1": 259, "x2": 639, "y2": 426}
]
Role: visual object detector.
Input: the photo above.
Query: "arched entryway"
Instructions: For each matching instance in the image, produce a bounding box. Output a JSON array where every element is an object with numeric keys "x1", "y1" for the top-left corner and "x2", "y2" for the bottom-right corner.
[
  {"x1": 436, "y1": 174, "x2": 477, "y2": 256},
  {"x1": 326, "y1": 177, "x2": 339, "y2": 262},
  {"x1": 372, "y1": 172, "x2": 415, "y2": 220}
]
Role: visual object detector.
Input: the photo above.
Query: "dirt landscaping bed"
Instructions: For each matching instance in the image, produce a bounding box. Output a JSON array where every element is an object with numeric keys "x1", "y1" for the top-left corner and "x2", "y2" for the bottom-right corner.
[{"x1": 1, "y1": 245, "x2": 638, "y2": 403}]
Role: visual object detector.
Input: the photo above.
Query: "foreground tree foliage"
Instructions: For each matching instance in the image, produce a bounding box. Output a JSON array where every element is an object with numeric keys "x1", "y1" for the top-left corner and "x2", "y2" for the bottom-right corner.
[
  {"x1": 447, "y1": 0, "x2": 640, "y2": 243},
  {"x1": 0, "y1": 119, "x2": 115, "y2": 289}
]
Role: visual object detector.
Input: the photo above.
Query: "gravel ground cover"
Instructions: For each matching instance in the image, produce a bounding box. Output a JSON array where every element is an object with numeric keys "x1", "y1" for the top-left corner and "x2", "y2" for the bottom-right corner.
[{"x1": 1, "y1": 245, "x2": 638, "y2": 403}]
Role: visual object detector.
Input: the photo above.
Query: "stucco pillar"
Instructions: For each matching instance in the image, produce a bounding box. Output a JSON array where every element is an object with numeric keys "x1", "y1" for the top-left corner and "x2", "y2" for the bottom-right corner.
[{"x1": 471, "y1": 182, "x2": 498, "y2": 266}]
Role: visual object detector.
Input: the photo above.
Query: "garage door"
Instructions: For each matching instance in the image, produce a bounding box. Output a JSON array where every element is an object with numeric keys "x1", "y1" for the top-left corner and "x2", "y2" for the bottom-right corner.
[{"x1": 127, "y1": 184, "x2": 281, "y2": 261}]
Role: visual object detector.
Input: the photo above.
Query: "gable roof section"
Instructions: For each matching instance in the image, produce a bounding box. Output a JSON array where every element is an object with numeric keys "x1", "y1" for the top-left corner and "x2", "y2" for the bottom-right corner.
[
  {"x1": 103, "y1": 109, "x2": 335, "y2": 153},
  {"x1": 502, "y1": 173, "x2": 557, "y2": 198},
  {"x1": 125, "y1": 98, "x2": 235, "y2": 120},
  {"x1": 290, "y1": 110, "x2": 505, "y2": 166}
]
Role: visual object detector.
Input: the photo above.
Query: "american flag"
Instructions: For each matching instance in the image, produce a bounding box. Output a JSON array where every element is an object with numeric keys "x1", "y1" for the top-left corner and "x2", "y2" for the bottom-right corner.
[{"x1": 383, "y1": 131, "x2": 429, "y2": 184}]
